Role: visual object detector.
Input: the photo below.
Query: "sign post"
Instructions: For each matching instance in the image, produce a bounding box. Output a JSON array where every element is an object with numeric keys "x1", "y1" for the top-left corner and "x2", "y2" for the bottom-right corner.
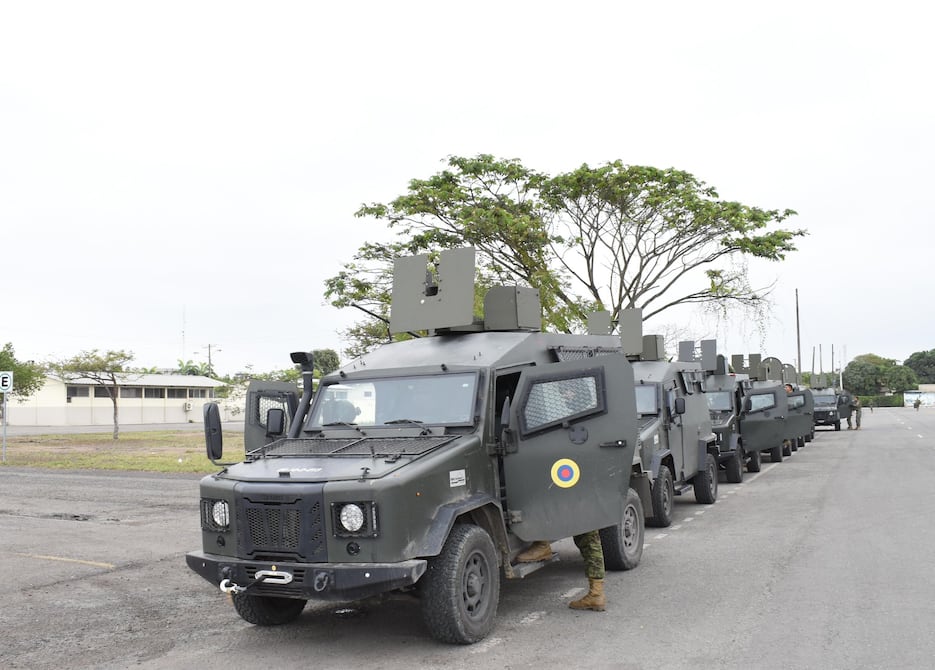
[{"x1": 0, "y1": 371, "x2": 12, "y2": 463}]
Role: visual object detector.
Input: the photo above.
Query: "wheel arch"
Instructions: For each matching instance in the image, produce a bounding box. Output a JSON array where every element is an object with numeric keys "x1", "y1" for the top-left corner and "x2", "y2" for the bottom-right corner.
[{"x1": 412, "y1": 493, "x2": 506, "y2": 564}]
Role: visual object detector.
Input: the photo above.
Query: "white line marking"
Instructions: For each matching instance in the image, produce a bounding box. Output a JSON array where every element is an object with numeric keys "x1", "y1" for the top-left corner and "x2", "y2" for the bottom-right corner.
[
  {"x1": 682, "y1": 517, "x2": 694, "y2": 523},
  {"x1": 561, "y1": 588, "x2": 585, "y2": 599},
  {"x1": 471, "y1": 637, "x2": 505, "y2": 654},
  {"x1": 520, "y1": 611, "x2": 547, "y2": 625},
  {"x1": 670, "y1": 525, "x2": 682, "y2": 530},
  {"x1": 15, "y1": 553, "x2": 115, "y2": 569},
  {"x1": 654, "y1": 533, "x2": 668, "y2": 540},
  {"x1": 694, "y1": 510, "x2": 706, "y2": 515}
]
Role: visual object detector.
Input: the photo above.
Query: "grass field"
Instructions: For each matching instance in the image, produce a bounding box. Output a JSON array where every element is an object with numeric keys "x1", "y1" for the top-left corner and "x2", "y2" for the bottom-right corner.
[{"x1": 0, "y1": 430, "x2": 245, "y2": 473}]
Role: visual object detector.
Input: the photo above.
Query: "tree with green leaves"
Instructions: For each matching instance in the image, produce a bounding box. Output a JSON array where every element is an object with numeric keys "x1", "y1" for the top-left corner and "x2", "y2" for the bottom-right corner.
[
  {"x1": 49, "y1": 350, "x2": 135, "y2": 440},
  {"x1": 0, "y1": 343, "x2": 46, "y2": 398},
  {"x1": 885, "y1": 365, "x2": 919, "y2": 393},
  {"x1": 312, "y1": 349, "x2": 341, "y2": 376},
  {"x1": 327, "y1": 154, "x2": 804, "y2": 355},
  {"x1": 904, "y1": 349, "x2": 935, "y2": 384},
  {"x1": 842, "y1": 354, "x2": 899, "y2": 395}
]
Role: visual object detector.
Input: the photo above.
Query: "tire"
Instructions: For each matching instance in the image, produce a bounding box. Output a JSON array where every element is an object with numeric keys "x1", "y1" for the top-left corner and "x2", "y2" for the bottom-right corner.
[
  {"x1": 647, "y1": 465, "x2": 674, "y2": 528},
  {"x1": 600, "y1": 488, "x2": 644, "y2": 571},
  {"x1": 798, "y1": 436, "x2": 806, "y2": 449},
  {"x1": 770, "y1": 445, "x2": 783, "y2": 463},
  {"x1": 231, "y1": 593, "x2": 307, "y2": 626},
  {"x1": 747, "y1": 448, "x2": 761, "y2": 473},
  {"x1": 782, "y1": 440, "x2": 792, "y2": 457},
  {"x1": 726, "y1": 448, "x2": 744, "y2": 484},
  {"x1": 693, "y1": 453, "x2": 718, "y2": 504},
  {"x1": 834, "y1": 421, "x2": 841, "y2": 431},
  {"x1": 421, "y1": 524, "x2": 500, "y2": 644}
]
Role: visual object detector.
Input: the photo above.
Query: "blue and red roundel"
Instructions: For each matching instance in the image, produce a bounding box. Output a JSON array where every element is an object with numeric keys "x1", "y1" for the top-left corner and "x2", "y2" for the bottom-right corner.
[{"x1": 550, "y1": 458, "x2": 581, "y2": 488}]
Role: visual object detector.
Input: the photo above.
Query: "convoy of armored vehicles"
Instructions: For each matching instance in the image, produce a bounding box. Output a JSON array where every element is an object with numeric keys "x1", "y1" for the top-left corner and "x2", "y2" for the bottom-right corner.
[{"x1": 187, "y1": 248, "x2": 846, "y2": 644}]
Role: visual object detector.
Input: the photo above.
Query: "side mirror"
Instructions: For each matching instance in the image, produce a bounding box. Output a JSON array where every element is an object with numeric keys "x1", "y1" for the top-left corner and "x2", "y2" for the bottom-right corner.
[
  {"x1": 204, "y1": 402, "x2": 223, "y2": 461},
  {"x1": 266, "y1": 407, "x2": 286, "y2": 437},
  {"x1": 674, "y1": 397, "x2": 686, "y2": 415},
  {"x1": 743, "y1": 397, "x2": 752, "y2": 413}
]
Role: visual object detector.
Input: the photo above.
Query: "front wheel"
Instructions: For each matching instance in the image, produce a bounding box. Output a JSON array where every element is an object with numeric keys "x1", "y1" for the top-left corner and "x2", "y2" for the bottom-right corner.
[
  {"x1": 693, "y1": 453, "x2": 718, "y2": 504},
  {"x1": 648, "y1": 465, "x2": 674, "y2": 528},
  {"x1": 726, "y1": 448, "x2": 744, "y2": 484},
  {"x1": 421, "y1": 524, "x2": 500, "y2": 644},
  {"x1": 770, "y1": 445, "x2": 783, "y2": 463},
  {"x1": 747, "y1": 448, "x2": 761, "y2": 473},
  {"x1": 834, "y1": 421, "x2": 841, "y2": 431},
  {"x1": 600, "y1": 488, "x2": 644, "y2": 571},
  {"x1": 231, "y1": 593, "x2": 307, "y2": 626}
]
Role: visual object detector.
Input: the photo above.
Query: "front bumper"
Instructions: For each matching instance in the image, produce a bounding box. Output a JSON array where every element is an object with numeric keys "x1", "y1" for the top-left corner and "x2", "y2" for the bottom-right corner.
[
  {"x1": 814, "y1": 411, "x2": 838, "y2": 426},
  {"x1": 186, "y1": 551, "x2": 427, "y2": 601}
]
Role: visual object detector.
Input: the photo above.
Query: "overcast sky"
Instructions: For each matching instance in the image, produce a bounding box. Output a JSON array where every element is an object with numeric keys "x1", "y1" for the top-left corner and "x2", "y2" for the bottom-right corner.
[{"x1": 3, "y1": 1, "x2": 932, "y2": 377}]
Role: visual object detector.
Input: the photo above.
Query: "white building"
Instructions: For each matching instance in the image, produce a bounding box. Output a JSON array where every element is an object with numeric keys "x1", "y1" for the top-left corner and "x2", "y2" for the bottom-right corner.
[{"x1": 6, "y1": 373, "x2": 232, "y2": 426}]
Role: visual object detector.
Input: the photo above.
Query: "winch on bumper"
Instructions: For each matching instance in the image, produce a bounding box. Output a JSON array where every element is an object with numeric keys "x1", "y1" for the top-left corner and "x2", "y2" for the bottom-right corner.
[{"x1": 186, "y1": 551, "x2": 427, "y2": 602}]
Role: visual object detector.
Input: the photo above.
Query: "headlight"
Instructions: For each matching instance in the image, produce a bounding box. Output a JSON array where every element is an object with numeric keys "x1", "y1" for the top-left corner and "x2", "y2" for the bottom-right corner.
[
  {"x1": 200, "y1": 498, "x2": 230, "y2": 531},
  {"x1": 332, "y1": 502, "x2": 378, "y2": 538},
  {"x1": 339, "y1": 504, "x2": 365, "y2": 532}
]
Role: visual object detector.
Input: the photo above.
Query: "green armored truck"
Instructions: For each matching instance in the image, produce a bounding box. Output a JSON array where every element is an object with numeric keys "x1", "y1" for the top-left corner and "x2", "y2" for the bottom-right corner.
[
  {"x1": 731, "y1": 354, "x2": 791, "y2": 464},
  {"x1": 186, "y1": 249, "x2": 645, "y2": 644},
  {"x1": 811, "y1": 387, "x2": 841, "y2": 431},
  {"x1": 704, "y1": 351, "x2": 758, "y2": 476},
  {"x1": 624, "y1": 327, "x2": 720, "y2": 529}
]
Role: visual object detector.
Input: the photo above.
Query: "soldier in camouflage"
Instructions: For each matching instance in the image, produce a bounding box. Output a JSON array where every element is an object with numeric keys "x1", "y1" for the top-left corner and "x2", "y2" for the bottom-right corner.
[{"x1": 516, "y1": 531, "x2": 606, "y2": 611}]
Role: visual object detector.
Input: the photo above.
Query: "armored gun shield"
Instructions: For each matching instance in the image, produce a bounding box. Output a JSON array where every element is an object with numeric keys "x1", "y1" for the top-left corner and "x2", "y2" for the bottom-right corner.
[{"x1": 502, "y1": 354, "x2": 638, "y2": 542}]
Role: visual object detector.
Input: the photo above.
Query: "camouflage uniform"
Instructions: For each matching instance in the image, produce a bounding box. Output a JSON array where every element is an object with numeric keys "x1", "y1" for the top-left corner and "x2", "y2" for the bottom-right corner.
[{"x1": 573, "y1": 530, "x2": 605, "y2": 580}]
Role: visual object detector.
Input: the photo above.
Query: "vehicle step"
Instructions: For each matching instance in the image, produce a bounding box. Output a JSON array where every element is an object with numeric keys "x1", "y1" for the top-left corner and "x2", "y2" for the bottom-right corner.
[{"x1": 508, "y1": 553, "x2": 560, "y2": 578}]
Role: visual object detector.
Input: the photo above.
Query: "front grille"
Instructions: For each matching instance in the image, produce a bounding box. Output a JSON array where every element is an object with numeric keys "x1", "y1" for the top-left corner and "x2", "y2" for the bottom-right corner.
[{"x1": 236, "y1": 483, "x2": 326, "y2": 562}]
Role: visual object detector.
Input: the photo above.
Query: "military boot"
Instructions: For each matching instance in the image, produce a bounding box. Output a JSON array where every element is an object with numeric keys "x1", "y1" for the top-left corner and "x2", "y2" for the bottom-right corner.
[
  {"x1": 516, "y1": 540, "x2": 553, "y2": 563},
  {"x1": 569, "y1": 578, "x2": 605, "y2": 611}
]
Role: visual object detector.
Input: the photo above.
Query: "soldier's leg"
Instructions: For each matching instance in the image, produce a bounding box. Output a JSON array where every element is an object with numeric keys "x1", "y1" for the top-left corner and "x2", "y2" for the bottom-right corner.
[{"x1": 569, "y1": 531, "x2": 606, "y2": 611}]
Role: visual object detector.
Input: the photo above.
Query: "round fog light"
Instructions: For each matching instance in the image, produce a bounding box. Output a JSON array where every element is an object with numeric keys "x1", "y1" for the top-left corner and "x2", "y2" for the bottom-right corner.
[{"x1": 339, "y1": 503, "x2": 365, "y2": 532}]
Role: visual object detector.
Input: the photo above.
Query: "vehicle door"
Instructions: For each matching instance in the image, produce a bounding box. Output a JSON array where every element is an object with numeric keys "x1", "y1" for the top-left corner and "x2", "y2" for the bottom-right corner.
[
  {"x1": 503, "y1": 354, "x2": 638, "y2": 542},
  {"x1": 739, "y1": 388, "x2": 785, "y2": 451},
  {"x1": 244, "y1": 381, "x2": 299, "y2": 453},
  {"x1": 786, "y1": 390, "x2": 811, "y2": 439},
  {"x1": 664, "y1": 381, "x2": 689, "y2": 476}
]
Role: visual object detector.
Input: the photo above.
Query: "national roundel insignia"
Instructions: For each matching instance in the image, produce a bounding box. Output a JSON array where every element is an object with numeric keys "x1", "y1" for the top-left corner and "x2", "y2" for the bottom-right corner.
[{"x1": 550, "y1": 458, "x2": 580, "y2": 488}]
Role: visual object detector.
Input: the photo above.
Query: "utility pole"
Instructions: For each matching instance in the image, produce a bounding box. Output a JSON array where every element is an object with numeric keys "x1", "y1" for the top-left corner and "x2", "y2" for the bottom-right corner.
[{"x1": 202, "y1": 344, "x2": 222, "y2": 377}]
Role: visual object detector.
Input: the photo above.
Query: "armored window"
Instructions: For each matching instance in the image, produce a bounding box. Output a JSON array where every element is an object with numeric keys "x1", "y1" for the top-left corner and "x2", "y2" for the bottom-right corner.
[
  {"x1": 520, "y1": 369, "x2": 605, "y2": 436},
  {"x1": 634, "y1": 384, "x2": 659, "y2": 415},
  {"x1": 144, "y1": 387, "x2": 165, "y2": 399},
  {"x1": 120, "y1": 387, "x2": 143, "y2": 399},
  {"x1": 255, "y1": 394, "x2": 292, "y2": 429},
  {"x1": 706, "y1": 391, "x2": 732, "y2": 411},
  {"x1": 748, "y1": 393, "x2": 777, "y2": 412}
]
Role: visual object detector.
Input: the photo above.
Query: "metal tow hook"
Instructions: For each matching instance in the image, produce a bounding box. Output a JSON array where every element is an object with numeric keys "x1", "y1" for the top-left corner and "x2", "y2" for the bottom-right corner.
[{"x1": 219, "y1": 573, "x2": 268, "y2": 596}]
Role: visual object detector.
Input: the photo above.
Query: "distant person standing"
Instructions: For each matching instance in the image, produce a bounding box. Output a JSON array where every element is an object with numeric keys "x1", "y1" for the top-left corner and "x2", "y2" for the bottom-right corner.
[
  {"x1": 851, "y1": 395, "x2": 862, "y2": 430},
  {"x1": 914, "y1": 398, "x2": 922, "y2": 411}
]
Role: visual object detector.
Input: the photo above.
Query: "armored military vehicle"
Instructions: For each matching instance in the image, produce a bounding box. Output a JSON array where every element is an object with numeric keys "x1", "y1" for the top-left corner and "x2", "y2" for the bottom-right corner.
[
  {"x1": 784, "y1": 384, "x2": 815, "y2": 448},
  {"x1": 731, "y1": 354, "x2": 791, "y2": 463},
  {"x1": 704, "y1": 350, "x2": 757, "y2": 477},
  {"x1": 619, "y1": 317, "x2": 719, "y2": 529},
  {"x1": 811, "y1": 387, "x2": 841, "y2": 430},
  {"x1": 187, "y1": 249, "x2": 645, "y2": 644}
]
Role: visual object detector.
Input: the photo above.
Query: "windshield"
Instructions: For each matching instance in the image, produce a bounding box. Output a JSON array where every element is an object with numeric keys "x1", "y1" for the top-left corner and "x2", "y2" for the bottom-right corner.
[
  {"x1": 706, "y1": 391, "x2": 733, "y2": 412},
  {"x1": 813, "y1": 394, "x2": 836, "y2": 407},
  {"x1": 307, "y1": 372, "x2": 477, "y2": 428},
  {"x1": 635, "y1": 384, "x2": 659, "y2": 415}
]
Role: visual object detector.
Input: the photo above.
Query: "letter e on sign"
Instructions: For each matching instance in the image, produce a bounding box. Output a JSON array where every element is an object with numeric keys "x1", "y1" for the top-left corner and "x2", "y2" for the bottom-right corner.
[{"x1": 0, "y1": 371, "x2": 12, "y2": 393}]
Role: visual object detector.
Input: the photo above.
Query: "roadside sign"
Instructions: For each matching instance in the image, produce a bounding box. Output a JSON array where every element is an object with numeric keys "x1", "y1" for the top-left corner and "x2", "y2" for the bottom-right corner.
[{"x1": 0, "y1": 371, "x2": 12, "y2": 393}]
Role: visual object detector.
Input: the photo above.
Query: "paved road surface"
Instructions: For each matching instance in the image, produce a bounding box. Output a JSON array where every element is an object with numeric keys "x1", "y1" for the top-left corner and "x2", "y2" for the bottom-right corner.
[{"x1": 2, "y1": 407, "x2": 933, "y2": 669}]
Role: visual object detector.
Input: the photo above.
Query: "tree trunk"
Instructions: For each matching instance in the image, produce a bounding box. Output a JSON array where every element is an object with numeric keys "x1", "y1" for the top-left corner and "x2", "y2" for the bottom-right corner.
[{"x1": 112, "y1": 397, "x2": 120, "y2": 440}]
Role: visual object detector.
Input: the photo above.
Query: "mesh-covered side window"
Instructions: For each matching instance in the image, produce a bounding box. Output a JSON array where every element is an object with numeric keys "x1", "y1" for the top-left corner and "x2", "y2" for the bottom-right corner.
[
  {"x1": 520, "y1": 371, "x2": 603, "y2": 436},
  {"x1": 255, "y1": 395, "x2": 290, "y2": 429}
]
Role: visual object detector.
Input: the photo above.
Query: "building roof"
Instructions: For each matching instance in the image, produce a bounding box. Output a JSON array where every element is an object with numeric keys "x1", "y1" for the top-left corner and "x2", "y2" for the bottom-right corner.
[{"x1": 56, "y1": 373, "x2": 226, "y2": 388}]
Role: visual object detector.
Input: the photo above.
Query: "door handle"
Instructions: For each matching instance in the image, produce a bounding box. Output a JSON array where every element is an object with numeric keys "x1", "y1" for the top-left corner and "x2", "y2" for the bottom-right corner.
[{"x1": 599, "y1": 440, "x2": 627, "y2": 448}]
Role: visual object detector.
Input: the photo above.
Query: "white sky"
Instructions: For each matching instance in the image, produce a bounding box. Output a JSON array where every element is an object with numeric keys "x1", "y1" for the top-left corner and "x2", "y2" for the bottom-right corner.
[{"x1": 2, "y1": 1, "x2": 933, "y2": 376}]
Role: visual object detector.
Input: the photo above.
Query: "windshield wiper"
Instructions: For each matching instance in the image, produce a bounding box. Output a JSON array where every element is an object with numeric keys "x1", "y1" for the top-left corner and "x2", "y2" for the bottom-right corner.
[
  {"x1": 384, "y1": 418, "x2": 424, "y2": 425},
  {"x1": 322, "y1": 421, "x2": 357, "y2": 426}
]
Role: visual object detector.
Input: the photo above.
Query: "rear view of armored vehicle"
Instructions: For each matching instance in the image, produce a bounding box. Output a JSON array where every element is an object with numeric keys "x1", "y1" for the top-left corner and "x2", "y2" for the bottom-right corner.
[
  {"x1": 187, "y1": 249, "x2": 645, "y2": 644},
  {"x1": 620, "y1": 313, "x2": 719, "y2": 528}
]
